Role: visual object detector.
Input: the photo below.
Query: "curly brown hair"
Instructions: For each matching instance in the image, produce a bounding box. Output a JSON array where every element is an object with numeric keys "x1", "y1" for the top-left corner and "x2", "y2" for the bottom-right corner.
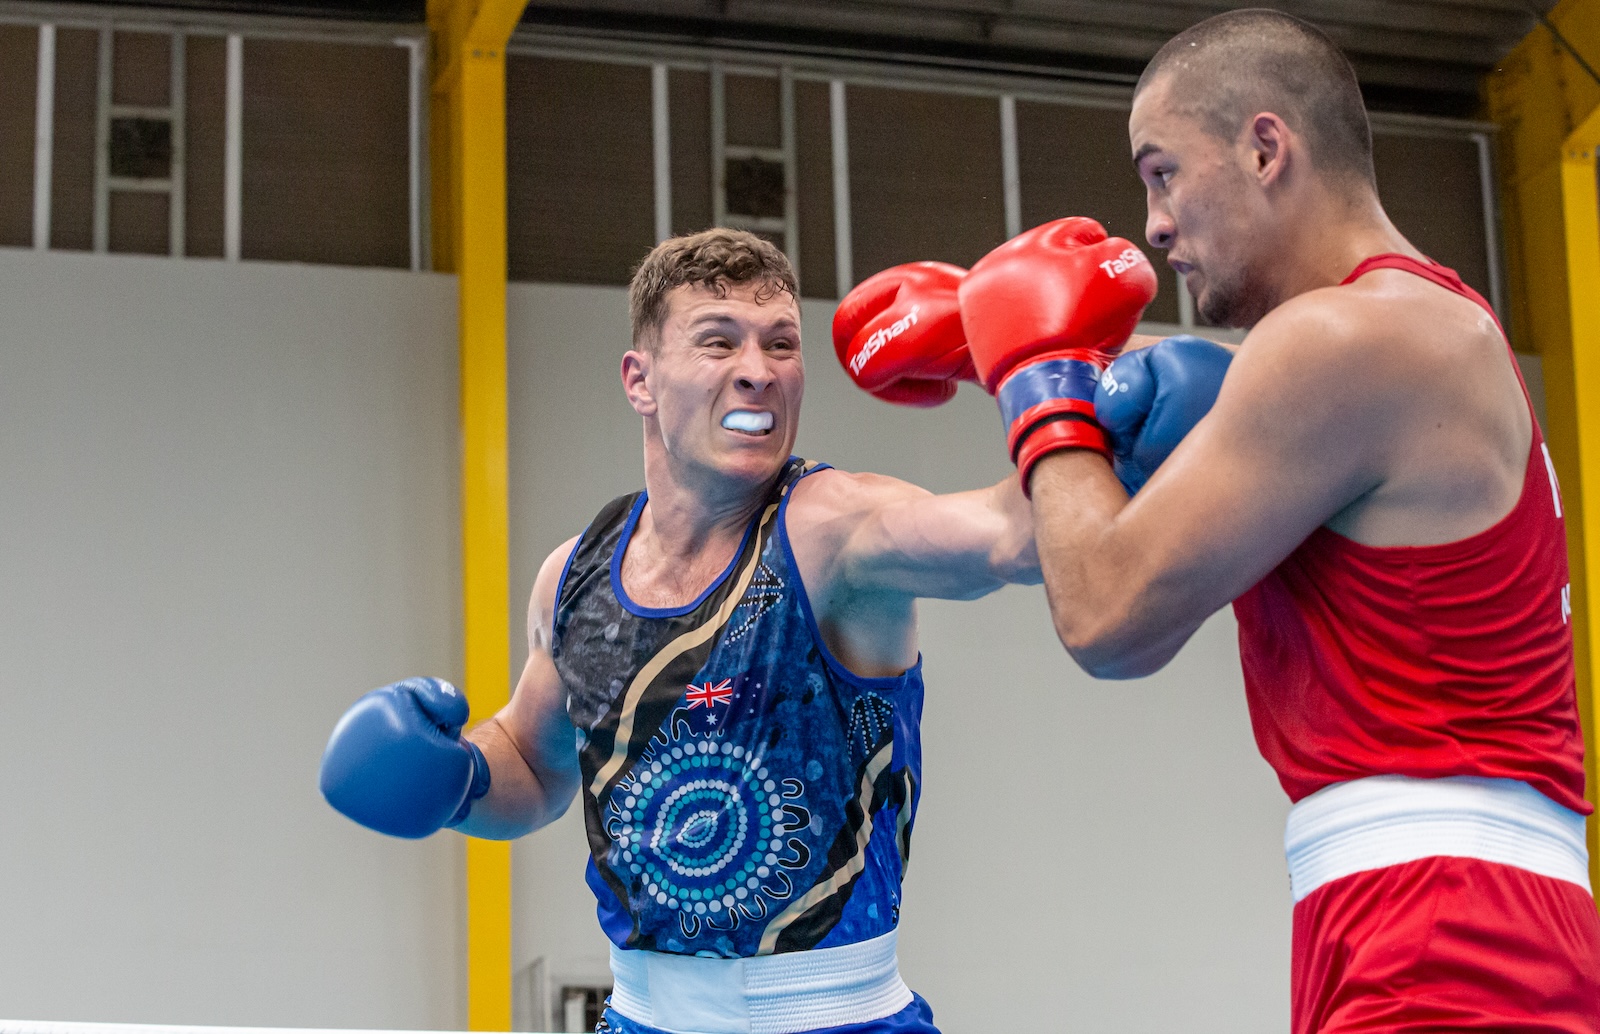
[{"x1": 629, "y1": 228, "x2": 798, "y2": 351}]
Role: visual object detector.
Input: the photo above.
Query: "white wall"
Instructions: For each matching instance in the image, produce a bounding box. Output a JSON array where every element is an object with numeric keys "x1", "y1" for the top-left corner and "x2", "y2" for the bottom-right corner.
[
  {"x1": 505, "y1": 286, "x2": 1292, "y2": 1033},
  {"x1": 0, "y1": 250, "x2": 464, "y2": 1028},
  {"x1": 0, "y1": 253, "x2": 1293, "y2": 1033}
]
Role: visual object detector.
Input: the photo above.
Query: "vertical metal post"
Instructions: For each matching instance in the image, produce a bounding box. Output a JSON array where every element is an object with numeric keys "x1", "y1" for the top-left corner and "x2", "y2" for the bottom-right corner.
[
  {"x1": 829, "y1": 79, "x2": 851, "y2": 293},
  {"x1": 1560, "y1": 108, "x2": 1600, "y2": 888},
  {"x1": 33, "y1": 23, "x2": 54, "y2": 251},
  {"x1": 406, "y1": 37, "x2": 424, "y2": 272},
  {"x1": 710, "y1": 61, "x2": 725, "y2": 228},
  {"x1": 999, "y1": 93, "x2": 1021, "y2": 239},
  {"x1": 169, "y1": 31, "x2": 186, "y2": 258},
  {"x1": 224, "y1": 33, "x2": 242, "y2": 262},
  {"x1": 779, "y1": 65, "x2": 799, "y2": 281},
  {"x1": 1474, "y1": 130, "x2": 1506, "y2": 319},
  {"x1": 92, "y1": 27, "x2": 112, "y2": 253},
  {"x1": 457, "y1": 39, "x2": 514, "y2": 1034},
  {"x1": 429, "y1": 3, "x2": 528, "y2": 1025},
  {"x1": 652, "y1": 62, "x2": 671, "y2": 243}
]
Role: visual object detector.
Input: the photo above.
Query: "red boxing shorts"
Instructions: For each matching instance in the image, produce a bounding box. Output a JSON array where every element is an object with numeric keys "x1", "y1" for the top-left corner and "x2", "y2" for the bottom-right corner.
[
  {"x1": 1286, "y1": 776, "x2": 1600, "y2": 1033},
  {"x1": 1293, "y1": 856, "x2": 1600, "y2": 1033}
]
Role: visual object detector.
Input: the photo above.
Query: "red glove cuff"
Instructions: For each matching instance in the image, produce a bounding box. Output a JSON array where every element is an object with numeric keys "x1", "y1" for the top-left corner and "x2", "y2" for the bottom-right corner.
[
  {"x1": 1016, "y1": 417, "x2": 1110, "y2": 497},
  {"x1": 1004, "y1": 396, "x2": 1097, "y2": 463}
]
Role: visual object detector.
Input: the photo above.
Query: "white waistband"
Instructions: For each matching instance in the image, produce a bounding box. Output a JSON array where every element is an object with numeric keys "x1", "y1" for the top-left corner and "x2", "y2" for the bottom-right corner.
[
  {"x1": 1285, "y1": 774, "x2": 1591, "y2": 903},
  {"x1": 608, "y1": 930, "x2": 913, "y2": 1034}
]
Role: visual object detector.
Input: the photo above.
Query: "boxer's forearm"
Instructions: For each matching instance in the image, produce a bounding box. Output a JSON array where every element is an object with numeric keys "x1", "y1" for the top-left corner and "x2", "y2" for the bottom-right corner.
[
  {"x1": 872, "y1": 475, "x2": 1041, "y2": 598},
  {"x1": 457, "y1": 712, "x2": 578, "y2": 839},
  {"x1": 979, "y1": 475, "x2": 1042, "y2": 586},
  {"x1": 1029, "y1": 452, "x2": 1199, "y2": 678},
  {"x1": 454, "y1": 649, "x2": 580, "y2": 839}
]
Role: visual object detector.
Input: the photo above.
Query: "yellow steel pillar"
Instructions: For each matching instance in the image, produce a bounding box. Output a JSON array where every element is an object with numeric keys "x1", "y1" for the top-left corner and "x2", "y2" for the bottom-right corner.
[
  {"x1": 1566, "y1": 108, "x2": 1600, "y2": 875},
  {"x1": 1487, "y1": 0, "x2": 1600, "y2": 888},
  {"x1": 427, "y1": 0, "x2": 528, "y2": 1027}
]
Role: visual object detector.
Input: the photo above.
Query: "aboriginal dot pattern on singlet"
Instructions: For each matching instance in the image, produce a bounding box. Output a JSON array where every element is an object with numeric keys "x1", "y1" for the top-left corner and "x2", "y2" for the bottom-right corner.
[{"x1": 550, "y1": 458, "x2": 925, "y2": 958}]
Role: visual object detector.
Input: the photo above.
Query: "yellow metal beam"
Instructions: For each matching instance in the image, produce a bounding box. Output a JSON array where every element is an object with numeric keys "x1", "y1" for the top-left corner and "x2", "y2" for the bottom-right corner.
[
  {"x1": 1487, "y1": 0, "x2": 1600, "y2": 889},
  {"x1": 1566, "y1": 107, "x2": 1600, "y2": 887},
  {"x1": 427, "y1": 0, "x2": 528, "y2": 1027}
]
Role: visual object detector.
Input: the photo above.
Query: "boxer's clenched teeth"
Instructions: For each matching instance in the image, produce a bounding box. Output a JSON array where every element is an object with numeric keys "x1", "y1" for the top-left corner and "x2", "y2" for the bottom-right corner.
[{"x1": 722, "y1": 410, "x2": 775, "y2": 435}]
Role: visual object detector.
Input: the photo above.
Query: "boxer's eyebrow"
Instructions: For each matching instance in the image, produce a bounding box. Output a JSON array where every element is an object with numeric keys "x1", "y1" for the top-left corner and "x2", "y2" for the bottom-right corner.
[
  {"x1": 1133, "y1": 142, "x2": 1161, "y2": 165},
  {"x1": 687, "y1": 314, "x2": 738, "y2": 331}
]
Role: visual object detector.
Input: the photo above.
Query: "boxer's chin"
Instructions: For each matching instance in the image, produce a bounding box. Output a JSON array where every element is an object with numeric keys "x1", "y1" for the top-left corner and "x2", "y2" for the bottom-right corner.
[{"x1": 1197, "y1": 273, "x2": 1266, "y2": 330}]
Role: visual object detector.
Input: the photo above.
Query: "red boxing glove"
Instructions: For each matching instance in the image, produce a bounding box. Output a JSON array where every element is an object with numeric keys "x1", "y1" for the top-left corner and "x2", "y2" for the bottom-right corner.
[
  {"x1": 833, "y1": 262, "x2": 977, "y2": 407},
  {"x1": 958, "y1": 218, "x2": 1158, "y2": 491}
]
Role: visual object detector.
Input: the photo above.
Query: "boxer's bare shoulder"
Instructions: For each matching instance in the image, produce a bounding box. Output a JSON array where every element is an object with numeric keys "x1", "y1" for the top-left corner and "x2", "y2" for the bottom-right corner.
[
  {"x1": 1229, "y1": 269, "x2": 1530, "y2": 546},
  {"x1": 527, "y1": 535, "x2": 581, "y2": 656},
  {"x1": 780, "y1": 466, "x2": 1037, "y2": 676}
]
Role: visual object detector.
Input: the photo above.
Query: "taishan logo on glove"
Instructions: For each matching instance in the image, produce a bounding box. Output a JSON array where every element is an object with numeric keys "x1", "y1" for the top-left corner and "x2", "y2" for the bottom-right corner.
[
  {"x1": 849, "y1": 305, "x2": 920, "y2": 375},
  {"x1": 1098, "y1": 248, "x2": 1147, "y2": 279}
]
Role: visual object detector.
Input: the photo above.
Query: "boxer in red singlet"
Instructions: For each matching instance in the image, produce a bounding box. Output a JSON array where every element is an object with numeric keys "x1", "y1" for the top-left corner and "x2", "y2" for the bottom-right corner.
[{"x1": 942, "y1": 9, "x2": 1600, "y2": 1033}]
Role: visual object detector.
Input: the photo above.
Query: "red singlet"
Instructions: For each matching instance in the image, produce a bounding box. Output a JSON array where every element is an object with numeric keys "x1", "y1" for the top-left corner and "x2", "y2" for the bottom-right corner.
[{"x1": 1232, "y1": 254, "x2": 1590, "y2": 816}]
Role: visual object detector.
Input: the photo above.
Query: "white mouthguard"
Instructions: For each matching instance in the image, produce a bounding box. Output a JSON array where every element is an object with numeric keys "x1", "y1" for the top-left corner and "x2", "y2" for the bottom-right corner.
[{"x1": 722, "y1": 410, "x2": 775, "y2": 433}]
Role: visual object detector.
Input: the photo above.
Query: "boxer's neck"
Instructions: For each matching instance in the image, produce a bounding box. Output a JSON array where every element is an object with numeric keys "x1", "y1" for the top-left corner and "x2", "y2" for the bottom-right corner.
[
  {"x1": 1262, "y1": 184, "x2": 1419, "y2": 315},
  {"x1": 622, "y1": 452, "x2": 778, "y2": 607}
]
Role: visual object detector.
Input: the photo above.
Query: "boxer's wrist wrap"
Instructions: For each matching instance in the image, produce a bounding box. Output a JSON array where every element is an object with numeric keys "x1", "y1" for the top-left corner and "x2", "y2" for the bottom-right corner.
[
  {"x1": 447, "y1": 740, "x2": 493, "y2": 828},
  {"x1": 996, "y1": 354, "x2": 1111, "y2": 495}
]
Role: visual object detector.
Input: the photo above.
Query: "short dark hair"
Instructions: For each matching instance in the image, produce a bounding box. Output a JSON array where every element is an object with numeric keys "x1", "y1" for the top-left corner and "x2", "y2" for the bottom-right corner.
[
  {"x1": 1136, "y1": 9, "x2": 1374, "y2": 188},
  {"x1": 629, "y1": 228, "x2": 798, "y2": 350}
]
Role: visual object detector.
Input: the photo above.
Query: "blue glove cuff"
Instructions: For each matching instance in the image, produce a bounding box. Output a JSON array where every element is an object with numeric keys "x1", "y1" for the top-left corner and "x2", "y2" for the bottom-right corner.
[
  {"x1": 996, "y1": 357, "x2": 1101, "y2": 431},
  {"x1": 446, "y1": 740, "x2": 492, "y2": 828}
]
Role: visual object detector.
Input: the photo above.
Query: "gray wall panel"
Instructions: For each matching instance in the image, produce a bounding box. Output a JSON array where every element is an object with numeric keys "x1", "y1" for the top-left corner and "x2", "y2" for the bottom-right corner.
[{"x1": 0, "y1": 250, "x2": 463, "y2": 1028}]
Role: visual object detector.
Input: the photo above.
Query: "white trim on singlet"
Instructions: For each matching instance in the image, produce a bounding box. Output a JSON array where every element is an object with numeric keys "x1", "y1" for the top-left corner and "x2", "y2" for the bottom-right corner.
[
  {"x1": 608, "y1": 929, "x2": 913, "y2": 1034},
  {"x1": 1285, "y1": 774, "x2": 1591, "y2": 903}
]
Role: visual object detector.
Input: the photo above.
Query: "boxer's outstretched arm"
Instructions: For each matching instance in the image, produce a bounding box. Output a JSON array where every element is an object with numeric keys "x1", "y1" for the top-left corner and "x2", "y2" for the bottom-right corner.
[
  {"x1": 455, "y1": 538, "x2": 582, "y2": 839},
  {"x1": 796, "y1": 468, "x2": 1040, "y2": 602},
  {"x1": 1029, "y1": 296, "x2": 1392, "y2": 678}
]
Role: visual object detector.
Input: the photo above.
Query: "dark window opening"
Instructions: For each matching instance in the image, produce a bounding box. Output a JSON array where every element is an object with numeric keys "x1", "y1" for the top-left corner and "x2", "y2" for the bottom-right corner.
[
  {"x1": 724, "y1": 156, "x2": 784, "y2": 219},
  {"x1": 109, "y1": 117, "x2": 172, "y2": 180}
]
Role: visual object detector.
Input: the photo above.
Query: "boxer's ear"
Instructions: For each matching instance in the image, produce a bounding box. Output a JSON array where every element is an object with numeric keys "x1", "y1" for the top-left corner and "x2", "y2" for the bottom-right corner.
[
  {"x1": 1246, "y1": 111, "x2": 1292, "y2": 188},
  {"x1": 622, "y1": 349, "x2": 657, "y2": 417}
]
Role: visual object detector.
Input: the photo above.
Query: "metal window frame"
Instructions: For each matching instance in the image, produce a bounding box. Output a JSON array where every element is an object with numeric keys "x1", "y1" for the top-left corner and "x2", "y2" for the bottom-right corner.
[
  {"x1": 999, "y1": 93, "x2": 1020, "y2": 240},
  {"x1": 10, "y1": 2, "x2": 429, "y2": 268},
  {"x1": 830, "y1": 78, "x2": 851, "y2": 293},
  {"x1": 709, "y1": 60, "x2": 802, "y2": 276},
  {"x1": 93, "y1": 25, "x2": 186, "y2": 256},
  {"x1": 651, "y1": 61, "x2": 670, "y2": 243},
  {"x1": 32, "y1": 21, "x2": 53, "y2": 250},
  {"x1": 223, "y1": 30, "x2": 241, "y2": 260},
  {"x1": 506, "y1": 28, "x2": 1505, "y2": 306},
  {"x1": 8, "y1": 3, "x2": 1507, "y2": 301}
]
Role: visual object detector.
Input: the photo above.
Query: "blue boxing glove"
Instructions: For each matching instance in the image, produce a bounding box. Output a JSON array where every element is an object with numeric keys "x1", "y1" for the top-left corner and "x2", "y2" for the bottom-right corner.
[
  {"x1": 1095, "y1": 335, "x2": 1233, "y2": 494},
  {"x1": 319, "y1": 677, "x2": 491, "y2": 839}
]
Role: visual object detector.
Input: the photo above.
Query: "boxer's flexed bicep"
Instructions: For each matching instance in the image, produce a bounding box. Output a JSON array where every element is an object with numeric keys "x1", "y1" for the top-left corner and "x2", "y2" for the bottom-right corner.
[
  {"x1": 1031, "y1": 295, "x2": 1393, "y2": 677},
  {"x1": 454, "y1": 537, "x2": 582, "y2": 839}
]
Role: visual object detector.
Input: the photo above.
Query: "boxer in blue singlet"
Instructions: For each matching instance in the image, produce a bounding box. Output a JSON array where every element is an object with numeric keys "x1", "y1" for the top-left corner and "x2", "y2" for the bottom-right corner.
[
  {"x1": 322, "y1": 227, "x2": 1041, "y2": 1034},
  {"x1": 556, "y1": 458, "x2": 922, "y2": 964},
  {"x1": 319, "y1": 227, "x2": 1231, "y2": 1032}
]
